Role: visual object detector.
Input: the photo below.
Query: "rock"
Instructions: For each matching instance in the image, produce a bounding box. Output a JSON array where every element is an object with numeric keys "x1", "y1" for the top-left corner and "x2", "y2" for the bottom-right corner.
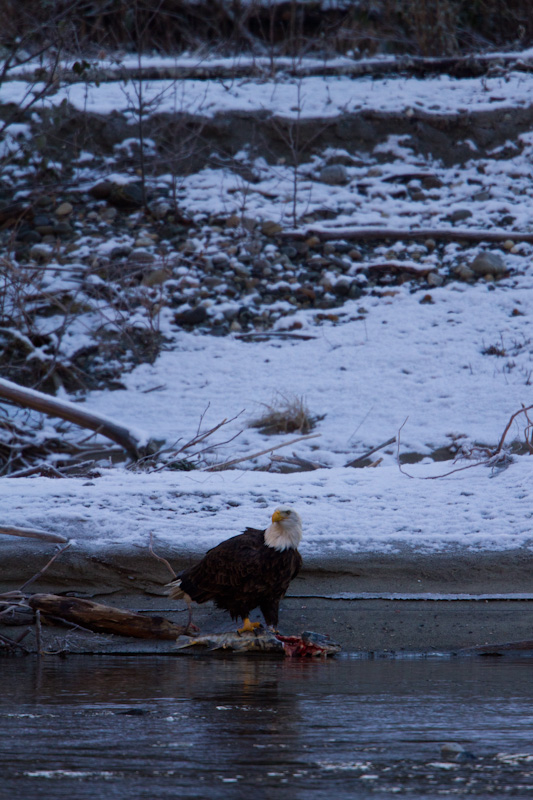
[
  {"x1": 318, "y1": 164, "x2": 348, "y2": 185},
  {"x1": 333, "y1": 277, "x2": 351, "y2": 297},
  {"x1": 446, "y1": 209, "x2": 472, "y2": 223},
  {"x1": 440, "y1": 742, "x2": 476, "y2": 762},
  {"x1": 110, "y1": 182, "x2": 145, "y2": 208},
  {"x1": 101, "y1": 207, "x2": 118, "y2": 222},
  {"x1": 174, "y1": 306, "x2": 208, "y2": 327},
  {"x1": 110, "y1": 245, "x2": 133, "y2": 259},
  {"x1": 127, "y1": 251, "x2": 155, "y2": 266},
  {"x1": 34, "y1": 195, "x2": 53, "y2": 209},
  {"x1": 90, "y1": 180, "x2": 145, "y2": 207},
  {"x1": 56, "y1": 202, "x2": 73, "y2": 216},
  {"x1": 455, "y1": 265, "x2": 475, "y2": 281},
  {"x1": 151, "y1": 201, "x2": 171, "y2": 220},
  {"x1": 89, "y1": 180, "x2": 113, "y2": 200},
  {"x1": 225, "y1": 214, "x2": 240, "y2": 228},
  {"x1": 30, "y1": 244, "x2": 53, "y2": 263},
  {"x1": 16, "y1": 229, "x2": 41, "y2": 244},
  {"x1": 261, "y1": 220, "x2": 283, "y2": 236},
  {"x1": 422, "y1": 175, "x2": 443, "y2": 189},
  {"x1": 142, "y1": 269, "x2": 171, "y2": 287},
  {"x1": 427, "y1": 272, "x2": 444, "y2": 287},
  {"x1": 53, "y1": 221, "x2": 73, "y2": 235},
  {"x1": 33, "y1": 214, "x2": 53, "y2": 228},
  {"x1": 470, "y1": 251, "x2": 506, "y2": 277}
]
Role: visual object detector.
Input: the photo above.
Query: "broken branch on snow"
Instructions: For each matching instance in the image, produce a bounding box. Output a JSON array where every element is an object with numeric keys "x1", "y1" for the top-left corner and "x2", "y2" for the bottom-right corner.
[
  {"x1": 0, "y1": 376, "x2": 153, "y2": 460},
  {"x1": 0, "y1": 525, "x2": 68, "y2": 544},
  {"x1": 204, "y1": 433, "x2": 321, "y2": 471},
  {"x1": 282, "y1": 226, "x2": 533, "y2": 245}
]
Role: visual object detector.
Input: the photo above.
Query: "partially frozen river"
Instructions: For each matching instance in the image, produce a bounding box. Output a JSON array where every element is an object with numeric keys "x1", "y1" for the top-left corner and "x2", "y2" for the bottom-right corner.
[{"x1": 1, "y1": 654, "x2": 533, "y2": 798}]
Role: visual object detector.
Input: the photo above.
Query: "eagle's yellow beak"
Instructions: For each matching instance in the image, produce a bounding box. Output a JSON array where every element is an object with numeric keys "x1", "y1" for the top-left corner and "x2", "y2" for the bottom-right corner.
[{"x1": 272, "y1": 509, "x2": 286, "y2": 523}]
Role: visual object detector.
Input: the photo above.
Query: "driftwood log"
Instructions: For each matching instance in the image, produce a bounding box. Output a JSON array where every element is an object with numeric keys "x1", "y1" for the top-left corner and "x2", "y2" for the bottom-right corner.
[
  {"x1": 0, "y1": 526, "x2": 68, "y2": 543},
  {"x1": 0, "y1": 377, "x2": 150, "y2": 460},
  {"x1": 28, "y1": 594, "x2": 191, "y2": 639},
  {"x1": 281, "y1": 226, "x2": 533, "y2": 244}
]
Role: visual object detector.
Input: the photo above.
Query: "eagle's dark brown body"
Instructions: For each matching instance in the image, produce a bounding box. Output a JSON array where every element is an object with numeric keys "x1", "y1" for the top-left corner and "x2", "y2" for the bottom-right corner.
[{"x1": 176, "y1": 526, "x2": 302, "y2": 627}]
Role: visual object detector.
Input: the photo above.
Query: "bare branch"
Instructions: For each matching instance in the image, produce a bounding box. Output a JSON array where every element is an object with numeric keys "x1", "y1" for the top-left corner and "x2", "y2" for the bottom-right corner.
[
  {"x1": 0, "y1": 526, "x2": 68, "y2": 544},
  {"x1": 19, "y1": 543, "x2": 71, "y2": 593},
  {"x1": 149, "y1": 533, "x2": 177, "y2": 580},
  {"x1": 396, "y1": 405, "x2": 533, "y2": 481},
  {"x1": 492, "y1": 404, "x2": 533, "y2": 455},
  {"x1": 204, "y1": 433, "x2": 321, "y2": 472},
  {"x1": 345, "y1": 436, "x2": 396, "y2": 468},
  {"x1": 0, "y1": 376, "x2": 149, "y2": 460}
]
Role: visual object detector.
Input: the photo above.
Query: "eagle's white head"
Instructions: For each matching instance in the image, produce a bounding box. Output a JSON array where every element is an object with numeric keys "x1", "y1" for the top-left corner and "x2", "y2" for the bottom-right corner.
[{"x1": 264, "y1": 506, "x2": 302, "y2": 551}]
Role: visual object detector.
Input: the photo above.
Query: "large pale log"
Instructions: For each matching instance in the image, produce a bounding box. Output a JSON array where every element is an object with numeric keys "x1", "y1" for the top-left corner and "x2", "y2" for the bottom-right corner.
[
  {"x1": 28, "y1": 594, "x2": 190, "y2": 639},
  {"x1": 0, "y1": 377, "x2": 148, "y2": 460},
  {"x1": 281, "y1": 226, "x2": 533, "y2": 244}
]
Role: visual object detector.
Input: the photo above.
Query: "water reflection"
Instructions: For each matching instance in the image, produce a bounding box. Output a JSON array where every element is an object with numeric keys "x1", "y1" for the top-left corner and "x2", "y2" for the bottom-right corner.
[{"x1": 2, "y1": 656, "x2": 533, "y2": 799}]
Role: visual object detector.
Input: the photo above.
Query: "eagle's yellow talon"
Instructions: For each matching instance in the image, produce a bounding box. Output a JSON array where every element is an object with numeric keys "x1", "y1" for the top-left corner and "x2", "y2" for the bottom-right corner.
[{"x1": 238, "y1": 618, "x2": 261, "y2": 634}]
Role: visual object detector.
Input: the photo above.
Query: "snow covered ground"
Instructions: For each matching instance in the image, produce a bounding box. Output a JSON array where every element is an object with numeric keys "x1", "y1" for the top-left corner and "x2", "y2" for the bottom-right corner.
[
  {"x1": 1, "y1": 52, "x2": 533, "y2": 565},
  {"x1": 5, "y1": 456, "x2": 533, "y2": 564}
]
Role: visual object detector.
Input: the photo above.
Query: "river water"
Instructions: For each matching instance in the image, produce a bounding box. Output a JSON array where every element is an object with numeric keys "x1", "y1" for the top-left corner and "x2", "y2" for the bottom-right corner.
[{"x1": 1, "y1": 654, "x2": 533, "y2": 798}]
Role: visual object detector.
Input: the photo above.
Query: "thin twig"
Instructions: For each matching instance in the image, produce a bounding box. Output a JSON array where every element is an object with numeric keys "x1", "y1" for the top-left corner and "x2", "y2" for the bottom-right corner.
[
  {"x1": 396, "y1": 418, "x2": 412, "y2": 478},
  {"x1": 0, "y1": 630, "x2": 29, "y2": 653},
  {"x1": 345, "y1": 436, "x2": 396, "y2": 468},
  {"x1": 204, "y1": 433, "x2": 321, "y2": 472},
  {"x1": 19, "y1": 543, "x2": 71, "y2": 593},
  {"x1": 235, "y1": 331, "x2": 317, "y2": 341},
  {"x1": 396, "y1": 407, "x2": 532, "y2": 481},
  {"x1": 149, "y1": 532, "x2": 177, "y2": 579},
  {"x1": 492, "y1": 404, "x2": 533, "y2": 455},
  {"x1": 35, "y1": 609, "x2": 42, "y2": 656}
]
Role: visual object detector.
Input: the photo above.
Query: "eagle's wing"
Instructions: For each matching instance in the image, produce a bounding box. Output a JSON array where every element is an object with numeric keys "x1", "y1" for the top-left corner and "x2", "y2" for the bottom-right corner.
[{"x1": 180, "y1": 528, "x2": 266, "y2": 600}]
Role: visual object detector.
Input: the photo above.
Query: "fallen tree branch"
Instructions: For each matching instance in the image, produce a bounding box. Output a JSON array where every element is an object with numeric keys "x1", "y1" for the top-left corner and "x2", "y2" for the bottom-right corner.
[
  {"x1": 270, "y1": 452, "x2": 326, "y2": 470},
  {"x1": 204, "y1": 433, "x2": 321, "y2": 472},
  {"x1": 6, "y1": 464, "x2": 68, "y2": 479},
  {"x1": 492, "y1": 404, "x2": 533, "y2": 456},
  {"x1": 0, "y1": 376, "x2": 151, "y2": 460},
  {"x1": 282, "y1": 226, "x2": 533, "y2": 245},
  {"x1": 0, "y1": 630, "x2": 30, "y2": 653},
  {"x1": 235, "y1": 331, "x2": 317, "y2": 341},
  {"x1": 28, "y1": 594, "x2": 192, "y2": 640},
  {"x1": 396, "y1": 405, "x2": 533, "y2": 480},
  {"x1": 0, "y1": 526, "x2": 68, "y2": 544},
  {"x1": 345, "y1": 436, "x2": 396, "y2": 468}
]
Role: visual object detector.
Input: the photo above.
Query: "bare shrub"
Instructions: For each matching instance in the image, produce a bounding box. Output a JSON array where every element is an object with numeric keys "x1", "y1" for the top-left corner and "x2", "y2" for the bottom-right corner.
[{"x1": 249, "y1": 393, "x2": 322, "y2": 436}]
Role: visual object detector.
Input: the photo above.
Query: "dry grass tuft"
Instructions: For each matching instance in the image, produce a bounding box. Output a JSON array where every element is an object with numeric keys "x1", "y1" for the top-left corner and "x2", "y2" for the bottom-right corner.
[{"x1": 249, "y1": 394, "x2": 322, "y2": 436}]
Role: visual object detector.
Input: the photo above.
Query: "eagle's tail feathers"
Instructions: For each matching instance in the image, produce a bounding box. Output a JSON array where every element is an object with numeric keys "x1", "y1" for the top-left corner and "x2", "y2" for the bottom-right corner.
[{"x1": 166, "y1": 578, "x2": 189, "y2": 601}]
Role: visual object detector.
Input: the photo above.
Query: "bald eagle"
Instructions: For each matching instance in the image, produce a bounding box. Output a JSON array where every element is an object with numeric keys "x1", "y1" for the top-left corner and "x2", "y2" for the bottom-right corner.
[{"x1": 167, "y1": 507, "x2": 302, "y2": 633}]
